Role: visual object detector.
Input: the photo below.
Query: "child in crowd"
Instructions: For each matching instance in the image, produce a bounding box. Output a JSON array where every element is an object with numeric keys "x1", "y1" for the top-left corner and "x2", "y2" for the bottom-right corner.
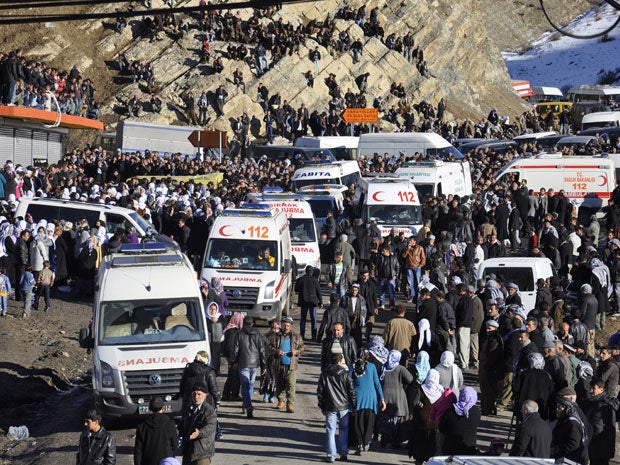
[
  {"x1": 20, "y1": 264, "x2": 36, "y2": 318},
  {"x1": 0, "y1": 268, "x2": 11, "y2": 316},
  {"x1": 34, "y1": 260, "x2": 54, "y2": 312}
]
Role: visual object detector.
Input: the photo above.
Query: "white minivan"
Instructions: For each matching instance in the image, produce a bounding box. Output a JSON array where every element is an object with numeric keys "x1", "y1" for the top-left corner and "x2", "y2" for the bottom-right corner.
[{"x1": 477, "y1": 257, "x2": 556, "y2": 313}]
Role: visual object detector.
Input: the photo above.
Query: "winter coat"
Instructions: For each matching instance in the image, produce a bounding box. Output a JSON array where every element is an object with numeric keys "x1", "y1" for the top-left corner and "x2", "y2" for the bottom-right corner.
[
  {"x1": 179, "y1": 361, "x2": 221, "y2": 409},
  {"x1": 402, "y1": 244, "x2": 426, "y2": 269},
  {"x1": 134, "y1": 413, "x2": 178, "y2": 465},
  {"x1": 353, "y1": 363, "x2": 384, "y2": 413},
  {"x1": 269, "y1": 331, "x2": 304, "y2": 371},
  {"x1": 317, "y1": 363, "x2": 356, "y2": 412},
  {"x1": 30, "y1": 234, "x2": 52, "y2": 272},
  {"x1": 233, "y1": 325, "x2": 267, "y2": 369},
  {"x1": 320, "y1": 334, "x2": 357, "y2": 371},
  {"x1": 76, "y1": 426, "x2": 116, "y2": 465},
  {"x1": 383, "y1": 315, "x2": 417, "y2": 353},
  {"x1": 295, "y1": 272, "x2": 322, "y2": 306},
  {"x1": 438, "y1": 405, "x2": 481, "y2": 455},
  {"x1": 317, "y1": 304, "x2": 351, "y2": 341},
  {"x1": 509, "y1": 412, "x2": 552, "y2": 458},
  {"x1": 177, "y1": 401, "x2": 217, "y2": 462},
  {"x1": 512, "y1": 368, "x2": 554, "y2": 420},
  {"x1": 381, "y1": 364, "x2": 413, "y2": 417},
  {"x1": 585, "y1": 393, "x2": 619, "y2": 461}
]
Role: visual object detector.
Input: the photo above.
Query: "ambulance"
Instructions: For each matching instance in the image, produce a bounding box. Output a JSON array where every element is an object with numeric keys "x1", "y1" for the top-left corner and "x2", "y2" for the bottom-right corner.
[
  {"x1": 201, "y1": 204, "x2": 293, "y2": 322},
  {"x1": 495, "y1": 155, "x2": 616, "y2": 211},
  {"x1": 357, "y1": 132, "x2": 464, "y2": 159},
  {"x1": 355, "y1": 175, "x2": 423, "y2": 236},
  {"x1": 246, "y1": 189, "x2": 320, "y2": 277},
  {"x1": 297, "y1": 184, "x2": 347, "y2": 227},
  {"x1": 292, "y1": 160, "x2": 361, "y2": 190},
  {"x1": 394, "y1": 159, "x2": 473, "y2": 201},
  {"x1": 78, "y1": 243, "x2": 209, "y2": 420}
]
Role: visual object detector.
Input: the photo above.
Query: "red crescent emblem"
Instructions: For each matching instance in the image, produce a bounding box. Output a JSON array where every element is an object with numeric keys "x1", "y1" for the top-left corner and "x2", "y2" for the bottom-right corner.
[
  {"x1": 598, "y1": 175, "x2": 608, "y2": 187},
  {"x1": 218, "y1": 225, "x2": 233, "y2": 237},
  {"x1": 372, "y1": 191, "x2": 385, "y2": 202}
]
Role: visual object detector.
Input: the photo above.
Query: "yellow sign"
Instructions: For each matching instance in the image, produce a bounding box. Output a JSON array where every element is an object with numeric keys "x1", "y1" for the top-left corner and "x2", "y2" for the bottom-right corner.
[{"x1": 128, "y1": 172, "x2": 224, "y2": 187}]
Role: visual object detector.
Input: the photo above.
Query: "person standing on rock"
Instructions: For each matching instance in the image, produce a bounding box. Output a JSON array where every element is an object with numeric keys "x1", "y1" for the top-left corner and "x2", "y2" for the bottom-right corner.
[
  {"x1": 309, "y1": 46, "x2": 321, "y2": 75},
  {"x1": 76, "y1": 409, "x2": 116, "y2": 465},
  {"x1": 134, "y1": 397, "x2": 178, "y2": 465}
]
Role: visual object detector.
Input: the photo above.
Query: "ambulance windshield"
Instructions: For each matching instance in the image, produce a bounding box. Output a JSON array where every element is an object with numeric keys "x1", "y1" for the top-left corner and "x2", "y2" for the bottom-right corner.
[
  {"x1": 204, "y1": 239, "x2": 278, "y2": 270},
  {"x1": 368, "y1": 205, "x2": 423, "y2": 226},
  {"x1": 98, "y1": 298, "x2": 205, "y2": 345}
]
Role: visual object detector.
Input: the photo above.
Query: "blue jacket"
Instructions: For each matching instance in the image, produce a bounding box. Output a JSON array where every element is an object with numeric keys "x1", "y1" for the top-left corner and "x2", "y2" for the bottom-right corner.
[
  {"x1": 20, "y1": 270, "x2": 35, "y2": 292},
  {"x1": 353, "y1": 363, "x2": 384, "y2": 413}
]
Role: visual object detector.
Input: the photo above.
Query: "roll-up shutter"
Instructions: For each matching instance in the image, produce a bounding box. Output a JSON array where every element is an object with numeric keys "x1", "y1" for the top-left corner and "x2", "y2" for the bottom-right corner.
[
  {"x1": 0, "y1": 127, "x2": 13, "y2": 162},
  {"x1": 13, "y1": 128, "x2": 32, "y2": 167},
  {"x1": 47, "y1": 132, "x2": 62, "y2": 164},
  {"x1": 32, "y1": 131, "x2": 48, "y2": 165}
]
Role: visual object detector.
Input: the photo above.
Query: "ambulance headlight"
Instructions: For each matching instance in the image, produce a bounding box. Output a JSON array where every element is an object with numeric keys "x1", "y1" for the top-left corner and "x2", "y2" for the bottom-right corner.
[
  {"x1": 264, "y1": 281, "x2": 275, "y2": 299},
  {"x1": 101, "y1": 361, "x2": 115, "y2": 388}
]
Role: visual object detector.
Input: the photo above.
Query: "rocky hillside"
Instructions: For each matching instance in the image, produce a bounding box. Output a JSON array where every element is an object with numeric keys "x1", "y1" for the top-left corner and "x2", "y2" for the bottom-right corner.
[{"x1": 1, "y1": 0, "x2": 594, "y2": 137}]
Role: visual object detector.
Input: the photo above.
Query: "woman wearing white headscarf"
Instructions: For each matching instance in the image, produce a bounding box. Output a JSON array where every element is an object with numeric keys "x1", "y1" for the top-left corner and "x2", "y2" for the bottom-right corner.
[
  {"x1": 379, "y1": 349, "x2": 413, "y2": 448},
  {"x1": 434, "y1": 351, "x2": 464, "y2": 397},
  {"x1": 409, "y1": 369, "x2": 444, "y2": 464}
]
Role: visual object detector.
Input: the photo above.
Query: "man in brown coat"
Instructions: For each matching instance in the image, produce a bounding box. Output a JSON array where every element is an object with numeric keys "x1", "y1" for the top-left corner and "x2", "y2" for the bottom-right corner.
[
  {"x1": 383, "y1": 304, "x2": 417, "y2": 362},
  {"x1": 269, "y1": 316, "x2": 305, "y2": 413},
  {"x1": 402, "y1": 236, "x2": 426, "y2": 303}
]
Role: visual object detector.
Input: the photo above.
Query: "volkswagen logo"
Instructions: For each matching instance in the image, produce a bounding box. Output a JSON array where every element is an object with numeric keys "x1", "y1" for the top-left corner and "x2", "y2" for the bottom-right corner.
[
  {"x1": 233, "y1": 289, "x2": 241, "y2": 298},
  {"x1": 148, "y1": 374, "x2": 162, "y2": 386}
]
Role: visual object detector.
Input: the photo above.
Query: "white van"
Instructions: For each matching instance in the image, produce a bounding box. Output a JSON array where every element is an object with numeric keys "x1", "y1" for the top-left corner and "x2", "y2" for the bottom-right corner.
[
  {"x1": 292, "y1": 160, "x2": 361, "y2": 190},
  {"x1": 478, "y1": 257, "x2": 556, "y2": 312},
  {"x1": 581, "y1": 111, "x2": 620, "y2": 131},
  {"x1": 246, "y1": 189, "x2": 320, "y2": 277},
  {"x1": 357, "y1": 132, "x2": 464, "y2": 159},
  {"x1": 297, "y1": 185, "x2": 346, "y2": 227},
  {"x1": 394, "y1": 159, "x2": 473, "y2": 200},
  {"x1": 295, "y1": 136, "x2": 359, "y2": 160},
  {"x1": 16, "y1": 198, "x2": 159, "y2": 241},
  {"x1": 495, "y1": 155, "x2": 616, "y2": 210},
  {"x1": 355, "y1": 175, "x2": 423, "y2": 236},
  {"x1": 201, "y1": 204, "x2": 293, "y2": 321},
  {"x1": 428, "y1": 457, "x2": 579, "y2": 465},
  {"x1": 78, "y1": 243, "x2": 209, "y2": 420}
]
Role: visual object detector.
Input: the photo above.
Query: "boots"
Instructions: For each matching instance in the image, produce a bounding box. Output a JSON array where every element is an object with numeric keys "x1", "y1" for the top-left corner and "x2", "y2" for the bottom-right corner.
[
  {"x1": 276, "y1": 400, "x2": 285, "y2": 409},
  {"x1": 286, "y1": 402, "x2": 294, "y2": 413}
]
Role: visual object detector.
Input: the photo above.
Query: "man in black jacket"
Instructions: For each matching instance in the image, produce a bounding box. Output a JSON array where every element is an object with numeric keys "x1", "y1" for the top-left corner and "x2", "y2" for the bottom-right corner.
[
  {"x1": 320, "y1": 321, "x2": 357, "y2": 371},
  {"x1": 134, "y1": 397, "x2": 178, "y2": 465},
  {"x1": 317, "y1": 353, "x2": 356, "y2": 463},
  {"x1": 295, "y1": 265, "x2": 323, "y2": 341},
  {"x1": 76, "y1": 409, "x2": 116, "y2": 465},
  {"x1": 455, "y1": 283, "x2": 473, "y2": 369},
  {"x1": 585, "y1": 378, "x2": 620, "y2": 465},
  {"x1": 232, "y1": 316, "x2": 267, "y2": 418},
  {"x1": 179, "y1": 351, "x2": 221, "y2": 412},
  {"x1": 510, "y1": 400, "x2": 552, "y2": 457},
  {"x1": 359, "y1": 269, "x2": 378, "y2": 341},
  {"x1": 374, "y1": 245, "x2": 400, "y2": 311},
  {"x1": 178, "y1": 384, "x2": 217, "y2": 465}
]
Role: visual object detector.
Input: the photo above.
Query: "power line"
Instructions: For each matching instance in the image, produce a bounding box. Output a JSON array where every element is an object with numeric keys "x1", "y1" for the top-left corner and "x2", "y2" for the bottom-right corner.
[
  {"x1": 0, "y1": 0, "x2": 137, "y2": 11},
  {"x1": 0, "y1": 0, "x2": 298, "y2": 24},
  {"x1": 539, "y1": 0, "x2": 620, "y2": 39}
]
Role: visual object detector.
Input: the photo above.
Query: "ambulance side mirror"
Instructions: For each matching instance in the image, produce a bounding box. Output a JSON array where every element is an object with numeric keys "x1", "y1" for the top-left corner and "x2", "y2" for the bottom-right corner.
[{"x1": 282, "y1": 259, "x2": 292, "y2": 274}]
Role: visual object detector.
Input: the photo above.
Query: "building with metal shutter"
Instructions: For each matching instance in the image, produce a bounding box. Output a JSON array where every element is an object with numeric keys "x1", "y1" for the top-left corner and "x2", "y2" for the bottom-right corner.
[{"x1": 0, "y1": 105, "x2": 104, "y2": 167}]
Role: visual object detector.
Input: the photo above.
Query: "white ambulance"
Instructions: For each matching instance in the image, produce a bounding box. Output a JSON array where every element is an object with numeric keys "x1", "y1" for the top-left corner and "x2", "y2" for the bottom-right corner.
[
  {"x1": 297, "y1": 184, "x2": 347, "y2": 227},
  {"x1": 355, "y1": 175, "x2": 423, "y2": 236},
  {"x1": 394, "y1": 159, "x2": 473, "y2": 201},
  {"x1": 495, "y1": 155, "x2": 616, "y2": 210},
  {"x1": 79, "y1": 243, "x2": 209, "y2": 420},
  {"x1": 292, "y1": 160, "x2": 361, "y2": 190},
  {"x1": 246, "y1": 189, "x2": 320, "y2": 277},
  {"x1": 201, "y1": 204, "x2": 293, "y2": 321}
]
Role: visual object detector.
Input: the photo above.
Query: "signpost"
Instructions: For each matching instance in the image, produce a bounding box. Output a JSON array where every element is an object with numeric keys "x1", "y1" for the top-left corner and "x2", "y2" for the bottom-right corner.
[
  {"x1": 341, "y1": 108, "x2": 379, "y2": 135},
  {"x1": 188, "y1": 130, "x2": 228, "y2": 161}
]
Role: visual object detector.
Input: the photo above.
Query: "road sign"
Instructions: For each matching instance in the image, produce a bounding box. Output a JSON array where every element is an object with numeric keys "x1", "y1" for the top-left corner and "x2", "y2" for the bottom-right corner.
[
  {"x1": 188, "y1": 130, "x2": 228, "y2": 148},
  {"x1": 341, "y1": 108, "x2": 379, "y2": 124}
]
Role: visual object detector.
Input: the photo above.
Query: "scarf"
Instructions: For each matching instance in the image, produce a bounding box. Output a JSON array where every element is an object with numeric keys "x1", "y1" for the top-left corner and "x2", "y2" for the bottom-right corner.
[
  {"x1": 421, "y1": 369, "x2": 444, "y2": 404},
  {"x1": 439, "y1": 351, "x2": 460, "y2": 391},
  {"x1": 381, "y1": 350, "x2": 402, "y2": 381},
  {"x1": 453, "y1": 386, "x2": 477, "y2": 417},
  {"x1": 206, "y1": 301, "x2": 222, "y2": 320},
  {"x1": 224, "y1": 312, "x2": 244, "y2": 331},
  {"x1": 415, "y1": 351, "x2": 431, "y2": 384},
  {"x1": 577, "y1": 361, "x2": 594, "y2": 380},
  {"x1": 368, "y1": 335, "x2": 389, "y2": 365},
  {"x1": 528, "y1": 352, "x2": 545, "y2": 370},
  {"x1": 418, "y1": 318, "x2": 431, "y2": 350}
]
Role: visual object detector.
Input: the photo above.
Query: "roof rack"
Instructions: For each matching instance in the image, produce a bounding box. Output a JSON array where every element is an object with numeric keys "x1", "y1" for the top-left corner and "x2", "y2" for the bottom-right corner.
[{"x1": 111, "y1": 243, "x2": 183, "y2": 267}]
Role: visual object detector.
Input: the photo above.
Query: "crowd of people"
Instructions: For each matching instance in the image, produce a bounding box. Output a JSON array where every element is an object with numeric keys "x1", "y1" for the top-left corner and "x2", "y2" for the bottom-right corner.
[
  {"x1": 0, "y1": 51, "x2": 99, "y2": 119},
  {"x1": 1, "y1": 126, "x2": 620, "y2": 465}
]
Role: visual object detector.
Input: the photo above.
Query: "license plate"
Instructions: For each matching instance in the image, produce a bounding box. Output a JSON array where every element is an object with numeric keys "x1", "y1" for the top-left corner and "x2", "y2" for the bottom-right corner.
[{"x1": 138, "y1": 403, "x2": 172, "y2": 414}]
